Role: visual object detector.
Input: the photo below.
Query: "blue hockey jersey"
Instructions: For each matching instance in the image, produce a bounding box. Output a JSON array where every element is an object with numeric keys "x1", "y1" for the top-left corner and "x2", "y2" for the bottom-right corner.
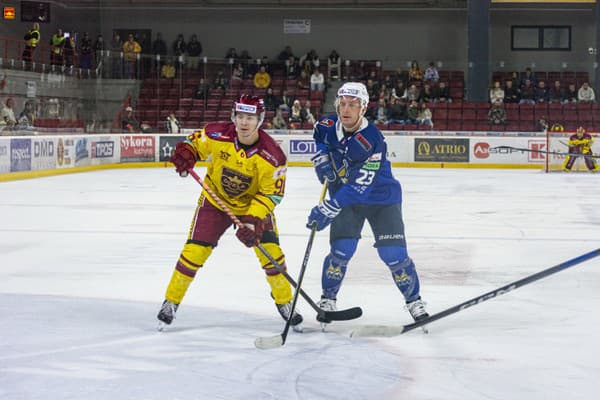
[{"x1": 313, "y1": 114, "x2": 402, "y2": 207}]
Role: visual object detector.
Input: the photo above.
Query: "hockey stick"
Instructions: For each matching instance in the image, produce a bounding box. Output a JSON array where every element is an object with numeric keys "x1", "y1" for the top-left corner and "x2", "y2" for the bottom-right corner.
[
  {"x1": 186, "y1": 168, "x2": 362, "y2": 323},
  {"x1": 255, "y1": 183, "x2": 329, "y2": 349},
  {"x1": 490, "y1": 145, "x2": 600, "y2": 159},
  {"x1": 350, "y1": 248, "x2": 600, "y2": 338}
]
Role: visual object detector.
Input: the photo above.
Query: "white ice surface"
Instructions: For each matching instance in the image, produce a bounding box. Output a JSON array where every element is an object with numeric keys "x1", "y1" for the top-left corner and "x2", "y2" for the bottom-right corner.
[{"x1": 1, "y1": 167, "x2": 599, "y2": 400}]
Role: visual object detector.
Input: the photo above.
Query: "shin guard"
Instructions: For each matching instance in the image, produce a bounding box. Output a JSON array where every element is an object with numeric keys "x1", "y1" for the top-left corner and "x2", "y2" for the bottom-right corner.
[
  {"x1": 378, "y1": 246, "x2": 421, "y2": 303},
  {"x1": 165, "y1": 243, "x2": 212, "y2": 304}
]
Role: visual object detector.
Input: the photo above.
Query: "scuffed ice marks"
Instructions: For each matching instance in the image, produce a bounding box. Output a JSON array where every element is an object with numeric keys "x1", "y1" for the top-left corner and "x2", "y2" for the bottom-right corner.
[{"x1": 0, "y1": 294, "x2": 400, "y2": 400}]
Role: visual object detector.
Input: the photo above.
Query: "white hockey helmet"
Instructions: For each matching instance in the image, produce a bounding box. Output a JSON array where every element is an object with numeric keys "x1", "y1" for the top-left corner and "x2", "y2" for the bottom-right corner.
[{"x1": 336, "y1": 82, "x2": 369, "y2": 108}]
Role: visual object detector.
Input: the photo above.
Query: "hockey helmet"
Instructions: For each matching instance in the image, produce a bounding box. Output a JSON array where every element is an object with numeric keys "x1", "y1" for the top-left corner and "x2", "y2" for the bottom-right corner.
[
  {"x1": 336, "y1": 82, "x2": 369, "y2": 107},
  {"x1": 231, "y1": 94, "x2": 265, "y2": 127}
]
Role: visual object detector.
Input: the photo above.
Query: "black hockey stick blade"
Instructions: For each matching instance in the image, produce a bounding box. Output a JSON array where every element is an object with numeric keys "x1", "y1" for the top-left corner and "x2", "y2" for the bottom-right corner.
[
  {"x1": 320, "y1": 306, "x2": 363, "y2": 321},
  {"x1": 351, "y1": 248, "x2": 600, "y2": 338}
]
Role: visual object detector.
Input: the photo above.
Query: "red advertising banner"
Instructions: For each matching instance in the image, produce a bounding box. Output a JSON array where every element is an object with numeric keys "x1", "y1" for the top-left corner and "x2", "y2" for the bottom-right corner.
[{"x1": 120, "y1": 135, "x2": 155, "y2": 162}]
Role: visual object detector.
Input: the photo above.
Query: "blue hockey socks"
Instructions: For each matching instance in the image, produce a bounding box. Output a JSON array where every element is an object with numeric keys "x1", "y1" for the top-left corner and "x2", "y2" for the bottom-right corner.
[
  {"x1": 321, "y1": 239, "x2": 357, "y2": 299},
  {"x1": 378, "y1": 246, "x2": 421, "y2": 303}
]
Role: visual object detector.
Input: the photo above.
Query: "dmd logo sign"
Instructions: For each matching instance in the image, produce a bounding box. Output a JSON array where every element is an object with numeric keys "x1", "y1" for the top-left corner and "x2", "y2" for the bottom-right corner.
[
  {"x1": 10, "y1": 138, "x2": 32, "y2": 172},
  {"x1": 289, "y1": 140, "x2": 316, "y2": 154},
  {"x1": 32, "y1": 138, "x2": 56, "y2": 170}
]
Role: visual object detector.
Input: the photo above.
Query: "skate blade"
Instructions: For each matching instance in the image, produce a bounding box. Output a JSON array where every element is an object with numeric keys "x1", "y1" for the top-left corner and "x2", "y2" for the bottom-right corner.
[
  {"x1": 157, "y1": 321, "x2": 168, "y2": 332},
  {"x1": 292, "y1": 324, "x2": 304, "y2": 333}
]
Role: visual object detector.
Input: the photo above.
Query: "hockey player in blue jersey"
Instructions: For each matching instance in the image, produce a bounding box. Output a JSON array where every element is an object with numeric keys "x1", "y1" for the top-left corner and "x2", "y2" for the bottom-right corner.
[{"x1": 306, "y1": 81, "x2": 429, "y2": 328}]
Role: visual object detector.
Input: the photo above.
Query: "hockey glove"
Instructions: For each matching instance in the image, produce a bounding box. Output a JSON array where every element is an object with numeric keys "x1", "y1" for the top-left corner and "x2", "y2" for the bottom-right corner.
[
  {"x1": 236, "y1": 215, "x2": 265, "y2": 248},
  {"x1": 311, "y1": 151, "x2": 336, "y2": 184},
  {"x1": 170, "y1": 142, "x2": 197, "y2": 177},
  {"x1": 307, "y1": 199, "x2": 341, "y2": 231}
]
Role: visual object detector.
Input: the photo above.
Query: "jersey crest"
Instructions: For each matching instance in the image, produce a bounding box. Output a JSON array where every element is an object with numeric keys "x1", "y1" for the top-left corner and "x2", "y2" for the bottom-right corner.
[
  {"x1": 319, "y1": 118, "x2": 335, "y2": 127},
  {"x1": 221, "y1": 167, "x2": 252, "y2": 197}
]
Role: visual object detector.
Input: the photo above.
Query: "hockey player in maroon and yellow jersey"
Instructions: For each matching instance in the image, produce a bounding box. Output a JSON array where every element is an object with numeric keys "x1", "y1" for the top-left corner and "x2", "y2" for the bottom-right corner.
[
  {"x1": 563, "y1": 126, "x2": 598, "y2": 172},
  {"x1": 157, "y1": 95, "x2": 303, "y2": 331}
]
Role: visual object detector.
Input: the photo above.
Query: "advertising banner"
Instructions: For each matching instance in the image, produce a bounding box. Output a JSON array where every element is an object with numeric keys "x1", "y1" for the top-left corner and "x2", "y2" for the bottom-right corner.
[
  {"x1": 0, "y1": 138, "x2": 10, "y2": 173},
  {"x1": 120, "y1": 135, "x2": 155, "y2": 162},
  {"x1": 287, "y1": 137, "x2": 317, "y2": 162},
  {"x1": 10, "y1": 138, "x2": 32, "y2": 172},
  {"x1": 158, "y1": 135, "x2": 186, "y2": 162},
  {"x1": 32, "y1": 137, "x2": 56, "y2": 170},
  {"x1": 56, "y1": 137, "x2": 76, "y2": 169},
  {"x1": 74, "y1": 137, "x2": 91, "y2": 166},
  {"x1": 89, "y1": 136, "x2": 119, "y2": 165},
  {"x1": 414, "y1": 138, "x2": 470, "y2": 162},
  {"x1": 470, "y1": 137, "x2": 546, "y2": 164}
]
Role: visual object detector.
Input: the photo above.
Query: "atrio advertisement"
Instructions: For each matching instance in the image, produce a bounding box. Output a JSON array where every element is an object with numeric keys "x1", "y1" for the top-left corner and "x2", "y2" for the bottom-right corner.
[{"x1": 414, "y1": 138, "x2": 470, "y2": 162}]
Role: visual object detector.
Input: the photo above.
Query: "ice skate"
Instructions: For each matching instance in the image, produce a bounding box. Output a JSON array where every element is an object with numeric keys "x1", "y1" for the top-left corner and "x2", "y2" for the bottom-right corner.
[
  {"x1": 157, "y1": 300, "x2": 179, "y2": 331},
  {"x1": 406, "y1": 297, "x2": 429, "y2": 333},
  {"x1": 275, "y1": 302, "x2": 303, "y2": 333},
  {"x1": 317, "y1": 297, "x2": 337, "y2": 331}
]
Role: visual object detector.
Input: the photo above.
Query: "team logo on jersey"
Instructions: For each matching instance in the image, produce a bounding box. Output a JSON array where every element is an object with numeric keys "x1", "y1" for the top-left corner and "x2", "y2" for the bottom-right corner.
[
  {"x1": 220, "y1": 150, "x2": 231, "y2": 161},
  {"x1": 221, "y1": 167, "x2": 252, "y2": 197},
  {"x1": 319, "y1": 118, "x2": 334, "y2": 127},
  {"x1": 208, "y1": 131, "x2": 222, "y2": 139},
  {"x1": 354, "y1": 133, "x2": 372, "y2": 151}
]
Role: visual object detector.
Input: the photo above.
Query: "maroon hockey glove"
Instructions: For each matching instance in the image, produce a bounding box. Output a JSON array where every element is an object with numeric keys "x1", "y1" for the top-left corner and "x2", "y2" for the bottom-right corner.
[
  {"x1": 236, "y1": 215, "x2": 265, "y2": 248},
  {"x1": 170, "y1": 142, "x2": 197, "y2": 177}
]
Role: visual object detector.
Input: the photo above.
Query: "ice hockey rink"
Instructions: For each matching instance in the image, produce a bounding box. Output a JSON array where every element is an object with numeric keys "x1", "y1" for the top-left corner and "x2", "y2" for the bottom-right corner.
[{"x1": 1, "y1": 167, "x2": 599, "y2": 400}]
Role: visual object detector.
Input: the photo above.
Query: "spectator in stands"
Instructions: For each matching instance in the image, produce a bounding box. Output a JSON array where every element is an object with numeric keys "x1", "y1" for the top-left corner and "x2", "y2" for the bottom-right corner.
[
  {"x1": 63, "y1": 33, "x2": 76, "y2": 71},
  {"x1": 387, "y1": 96, "x2": 406, "y2": 124},
  {"x1": 548, "y1": 80, "x2": 565, "y2": 104},
  {"x1": 509, "y1": 71, "x2": 520, "y2": 88},
  {"x1": 253, "y1": 65, "x2": 271, "y2": 89},
  {"x1": 394, "y1": 67, "x2": 408, "y2": 87},
  {"x1": 503, "y1": 80, "x2": 520, "y2": 103},
  {"x1": 436, "y1": 81, "x2": 452, "y2": 103},
  {"x1": 263, "y1": 87, "x2": 281, "y2": 111},
  {"x1": 408, "y1": 61, "x2": 423, "y2": 82},
  {"x1": 50, "y1": 29, "x2": 66, "y2": 66},
  {"x1": 225, "y1": 48, "x2": 238, "y2": 60},
  {"x1": 520, "y1": 67, "x2": 537, "y2": 87},
  {"x1": 578, "y1": 82, "x2": 595, "y2": 103},
  {"x1": 271, "y1": 108, "x2": 287, "y2": 129},
  {"x1": 17, "y1": 100, "x2": 36, "y2": 129},
  {"x1": 374, "y1": 100, "x2": 388, "y2": 125},
  {"x1": 297, "y1": 70, "x2": 310, "y2": 90},
  {"x1": 299, "y1": 49, "x2": 319, "y2": 73},
  {"x1": 391, "y1": 80, "x2": 406, "y2": 100},
  {"x1": 123, "y1": 33, "x2": 141, "y2": 79},
  {"x1": 1, "y1": 98, "x2": 17, "y2": 130},
  {"x1": 231, "y1": 63, "x2": 244, "y2": 81},
  {"x1": 406, "y1": 84, "x2": 421, "y2": 102},
  {"x1": 165, "y1": 112, "x2": 181, "y2": 133},
  {"x1": 301, "y1": 100, "x2": 316, "y2": 125},
  {"x1": 378, "y1": 84, "x2": 391, "y2": 103},
  {"x1": 424, "y1": 62, "x2": 439, "y2": 83},
  {"x1": 310, "y1": 68, "x2": 325, "y2": 92},
  {"x1": 93, "y1": 34, "x2": 104, "y2": 72},
  {"x1": 161, "y1": 59, "x2": 176, "y2": 79},
  {"x1": 535, "y1": 81, "x2": 549, "y2": 103},
  {"x1": 121, "y1": 106, "x2": 140, "y2": 133},
  {"x1": 173, "y1": 34, "x2": 186, "y2": 56},
  {"x1": 278, "y1": 45, "x2": 294, "y2": 62},
  {"x1": 110, "y1": 33, "x2": 122, "y2": 78},
  {"x1": 488, "y1": 100, "x2": 507, "y2": 125},
  {"x1": 327, "y1": 50, "x2": 341, "y2": 81},
  {"x1": 280, "y1": 89, "x2": 294, "y2": 112},
  {"x1": 489, "y1": 81, "x2": 504, "y2": 104},
  {"x1": 152, "y1": 33, "x2": 167, "y2": 58},
  {"x1": 286, "y1": 55, "x2": 299, "y2": 79},
  {"x1": 382, "y1": 74, "x2": 394, "y2": 91},
  {"x1": 418, "y1": 103, "x2": 433, "y2": 128},
  {"x1": 420, "y1": 83, "x2": 434, "y2": 103},
  {"x1": 565, "y1": 83, "x2": 578, "y2": 103},
  {"x1": 366, "y1": 79, "x2": 379, "y2": 102},
  {"x1": 288, "y1": 100, "x2": 303, "y2": 127},
  {"x1": 405, "y1": 100, "x2": 420, "y2": 124},
  {"x1": 537, "y1": 116, "x2": 549, "y2": 132},
  {"x1": 186, "y1": 34, "x2": 203, "y2": 69},
  {"x1": 519, "y1": 80, "x2": 535, "y2": 104},
  {"x1": 213, "y1": 69, "x2": 228, "y2": 90},
  {"x1": 22, "y1": 22, "x2": 40, "y2": 64},
  {"x1": 194, "y1": 78, "x2": 209, "y2": 99},
  {"x1": 78, "y1": 32, "x2": 93, "y2": 70}
]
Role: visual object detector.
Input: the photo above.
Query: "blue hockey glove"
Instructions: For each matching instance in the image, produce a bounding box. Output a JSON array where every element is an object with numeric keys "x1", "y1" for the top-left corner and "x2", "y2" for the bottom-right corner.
[
  {"x1": 307, "y1": 199, "x2": 341, "y2": 231},
  {"x1": 311, "y1": 152, "x2": 336, "y2": 184}
]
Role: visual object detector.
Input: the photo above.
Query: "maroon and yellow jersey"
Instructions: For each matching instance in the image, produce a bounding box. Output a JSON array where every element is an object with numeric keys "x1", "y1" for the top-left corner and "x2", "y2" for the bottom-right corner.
[
  {"x1": 186, "y1": 122, "x2": 287, "y2": 219},
  {"x1": 568, "y1": 132, "x2": 594, "y2": 154}
]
